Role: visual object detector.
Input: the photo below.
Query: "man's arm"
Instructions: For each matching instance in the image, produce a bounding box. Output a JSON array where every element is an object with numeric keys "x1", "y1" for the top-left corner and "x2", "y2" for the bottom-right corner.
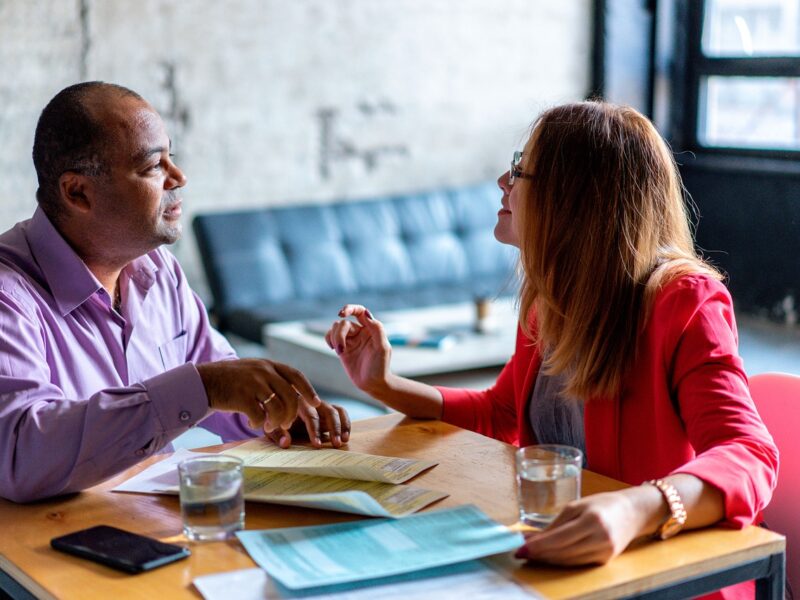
[{"x1": 0, "y1": 286, "x2": 213, "y2": 501}]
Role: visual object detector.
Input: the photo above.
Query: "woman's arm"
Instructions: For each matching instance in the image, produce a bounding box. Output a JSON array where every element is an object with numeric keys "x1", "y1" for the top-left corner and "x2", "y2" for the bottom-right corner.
[
  {"x1": 517, "y1": 473, "x2": 723, "y2": 564},
  {"x1": 325, "y1": 304, "x2": 443, "y2": 419}
]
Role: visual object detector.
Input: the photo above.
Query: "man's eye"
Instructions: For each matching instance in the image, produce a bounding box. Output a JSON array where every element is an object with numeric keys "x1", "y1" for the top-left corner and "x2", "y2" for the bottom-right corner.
[{"x1": 149, "y1": 162, "x2": 163, "y2": 171}]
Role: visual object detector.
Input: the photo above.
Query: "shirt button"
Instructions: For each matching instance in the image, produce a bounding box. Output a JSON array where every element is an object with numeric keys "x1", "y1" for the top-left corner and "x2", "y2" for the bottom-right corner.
[
  {"x1": 179, "y1": 411, "x2": 191, "y2": 422},
  {"x1": 135, "y1": 449, "x2": 145, "y2": 456}
]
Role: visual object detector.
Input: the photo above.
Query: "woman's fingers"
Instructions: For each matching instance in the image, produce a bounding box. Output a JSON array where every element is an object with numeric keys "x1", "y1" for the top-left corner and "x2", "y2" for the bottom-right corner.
[
  {"x1": 326, "y1": 320, "x2": 363, "y2": 354},
  {"x1": 522, "y1": 518, "x2": 594, "y2": 557},
  {"x1": 338, "y1": 304, "x2": 368, "y2": 318}
]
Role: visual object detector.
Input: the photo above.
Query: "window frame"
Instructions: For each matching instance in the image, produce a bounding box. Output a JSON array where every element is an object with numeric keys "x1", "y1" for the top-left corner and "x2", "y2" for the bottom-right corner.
[{"x1": 682, "y1": 0, "x2": 800, "y2": 159}]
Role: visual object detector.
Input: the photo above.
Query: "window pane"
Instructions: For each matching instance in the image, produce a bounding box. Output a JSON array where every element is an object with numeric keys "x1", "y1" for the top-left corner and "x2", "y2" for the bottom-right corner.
[
  {"x1": 703, "y1": 0, "x2": 800, "y2": 56},
  {"x1": 699, "y1": 76, "x2": 800, "y2": 149}
]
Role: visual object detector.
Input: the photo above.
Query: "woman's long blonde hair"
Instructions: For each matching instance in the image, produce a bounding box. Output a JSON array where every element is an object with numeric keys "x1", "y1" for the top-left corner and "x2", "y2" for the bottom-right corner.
[{"x1": 516, "y1": 102, "x2": 720, "y2": 399}]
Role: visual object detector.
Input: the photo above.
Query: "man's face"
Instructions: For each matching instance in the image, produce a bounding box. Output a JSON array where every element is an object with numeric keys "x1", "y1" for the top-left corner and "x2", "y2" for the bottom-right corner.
[{"x1": 88, "y1": 97, "x2": 186, "y2": 258}]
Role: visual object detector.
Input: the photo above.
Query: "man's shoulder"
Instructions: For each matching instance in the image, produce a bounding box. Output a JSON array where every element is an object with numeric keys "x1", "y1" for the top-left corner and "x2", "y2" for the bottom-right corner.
[{"x1": 0, "y1": 219, "x2": 43, "y2": 303}]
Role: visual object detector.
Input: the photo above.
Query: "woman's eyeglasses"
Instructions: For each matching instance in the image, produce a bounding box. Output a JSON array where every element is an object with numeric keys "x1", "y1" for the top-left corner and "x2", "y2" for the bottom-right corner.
[{"x1": 509, "y1": 151, "x2": 534, "y2": 186}]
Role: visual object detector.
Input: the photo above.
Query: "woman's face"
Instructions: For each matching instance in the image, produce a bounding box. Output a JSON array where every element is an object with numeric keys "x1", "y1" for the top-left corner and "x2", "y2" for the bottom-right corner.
[{"x1": 494, "y1": 168, "x2": 523, "y2": 248}]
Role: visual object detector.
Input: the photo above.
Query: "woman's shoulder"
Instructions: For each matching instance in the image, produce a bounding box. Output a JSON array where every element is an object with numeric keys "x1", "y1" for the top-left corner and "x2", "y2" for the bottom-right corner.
[
  {"x1": 654, "y1": 272, "x2": 730, "y2": 309},
  {"x1": 648, "y1": 272, "x2": 734, "y2": 339}
]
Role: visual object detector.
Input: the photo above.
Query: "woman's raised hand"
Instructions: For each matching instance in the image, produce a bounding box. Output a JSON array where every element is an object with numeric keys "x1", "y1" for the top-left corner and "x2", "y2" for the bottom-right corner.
[{"x1": 325, "y1": 305, "x2": 392, "y2": 395}]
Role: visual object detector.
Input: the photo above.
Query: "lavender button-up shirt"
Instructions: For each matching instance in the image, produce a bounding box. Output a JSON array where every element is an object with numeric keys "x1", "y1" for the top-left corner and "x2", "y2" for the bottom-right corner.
[{"x1": 0, "y1": 208, "x2": 257, "y2": 502}]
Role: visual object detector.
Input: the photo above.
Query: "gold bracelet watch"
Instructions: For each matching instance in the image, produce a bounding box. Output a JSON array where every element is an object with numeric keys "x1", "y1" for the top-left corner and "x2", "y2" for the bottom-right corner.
[{"x1": 645, "y1": 478, "x2": 687, "y2": 540}]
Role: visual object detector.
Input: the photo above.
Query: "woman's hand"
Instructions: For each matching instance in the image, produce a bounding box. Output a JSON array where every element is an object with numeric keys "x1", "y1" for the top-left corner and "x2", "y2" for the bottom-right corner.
[
  {"x1": 515, "y1": 475, "x2": 724, "y2": 566},
  {"x1": 325, "y1": 304, "x2": 392, "y2": 395},
  {"x1": 515, "y1": 490, "x2": 648, "y2": 566}
]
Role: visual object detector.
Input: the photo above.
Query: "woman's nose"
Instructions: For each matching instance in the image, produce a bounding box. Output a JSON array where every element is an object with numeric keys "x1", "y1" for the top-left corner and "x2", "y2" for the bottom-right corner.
[{"x1": 498, "y1": 170, "x2": 511, "y2": 193}]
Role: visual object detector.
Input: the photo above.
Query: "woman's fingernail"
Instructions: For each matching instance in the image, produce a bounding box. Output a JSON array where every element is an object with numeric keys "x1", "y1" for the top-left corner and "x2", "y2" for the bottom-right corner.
[
  {"x1": 336, "y1": 344, "x2": 344, "y2": 354},
  {"x1": 342, "y1": 431, "x2": 350, "y2": 442},
  {"x1": 365, "y1": 310, "x2": 373, "y2": 319},
  {"x1": 514, "y1": 546, "x2": 529, "y2": 560},
  {"x1": 314, "y1": 437, "x2": 321, "y2": 445}
]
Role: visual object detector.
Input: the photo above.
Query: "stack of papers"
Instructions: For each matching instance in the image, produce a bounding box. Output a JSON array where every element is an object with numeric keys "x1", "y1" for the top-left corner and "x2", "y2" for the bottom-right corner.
[
  {"x1": 235, "y1": 505, "x2": 524, "y2": 590},
  {"x1": 194, "y1": 560, "x2": 540, "y2": 599},
  {"x1": 113, "y1": 443, "x2": 447, "y2": 517}
]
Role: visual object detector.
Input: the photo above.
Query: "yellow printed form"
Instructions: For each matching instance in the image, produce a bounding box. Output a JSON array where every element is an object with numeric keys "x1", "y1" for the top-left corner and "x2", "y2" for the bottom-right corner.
[
  {"x1": 218, "y1": 440, "x2": 446, "y2": 517},
  {"x1": 224, "y1": 439, "x2": 437, "y2": 484},
  {"x1": 241, "y1": 470, "x2": 448, "y2": 518},
  {"x1": 112, "y1": 449, "x2": 448, "y2": 518}
]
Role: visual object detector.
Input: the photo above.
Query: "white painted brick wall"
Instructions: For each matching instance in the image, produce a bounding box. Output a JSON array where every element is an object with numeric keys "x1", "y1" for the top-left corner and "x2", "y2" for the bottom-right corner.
[{"x1": 0, "y1": 0, "x2": 591, "y2": 297}]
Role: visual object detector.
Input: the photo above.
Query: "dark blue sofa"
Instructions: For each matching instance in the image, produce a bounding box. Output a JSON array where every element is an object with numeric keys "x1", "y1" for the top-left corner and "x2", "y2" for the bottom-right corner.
[{"x1": 193, "y1": 182, "x2": 518, "y2": 343}]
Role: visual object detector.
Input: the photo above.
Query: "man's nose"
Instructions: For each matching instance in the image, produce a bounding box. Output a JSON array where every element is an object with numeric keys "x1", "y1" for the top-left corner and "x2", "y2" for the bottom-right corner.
[{"x1": 166, "y1": 162, "x2": 187, "y2": 189}]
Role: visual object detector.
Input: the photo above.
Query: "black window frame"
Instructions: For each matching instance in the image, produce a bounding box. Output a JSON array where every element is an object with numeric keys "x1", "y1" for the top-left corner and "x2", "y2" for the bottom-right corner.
[{"x1": 680, "y1": 0, "x2": 800, "y2": 160}]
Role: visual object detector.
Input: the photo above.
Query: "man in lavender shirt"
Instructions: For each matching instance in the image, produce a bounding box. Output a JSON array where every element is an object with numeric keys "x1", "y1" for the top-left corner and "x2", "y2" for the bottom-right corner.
[{"x1": 0, "y1": 82, "x2": 351, "y2": 503}]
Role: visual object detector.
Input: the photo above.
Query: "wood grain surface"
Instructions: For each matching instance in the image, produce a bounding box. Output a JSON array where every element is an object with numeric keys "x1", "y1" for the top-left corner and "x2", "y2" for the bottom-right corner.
[{"x1": 0, "y1": 414, "x2": 784, "y2": 599}]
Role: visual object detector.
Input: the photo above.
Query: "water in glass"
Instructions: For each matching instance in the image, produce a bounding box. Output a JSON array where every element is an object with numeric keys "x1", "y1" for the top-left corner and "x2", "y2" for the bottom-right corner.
[{"x1": 179, "y1": 457, "x2": 244, "y2": 541}]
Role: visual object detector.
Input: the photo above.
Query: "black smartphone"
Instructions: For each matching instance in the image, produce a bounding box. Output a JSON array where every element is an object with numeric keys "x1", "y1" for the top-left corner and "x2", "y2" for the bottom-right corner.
[{"x1": 51, "y1": 525, "x2": 190, "y2": 574}]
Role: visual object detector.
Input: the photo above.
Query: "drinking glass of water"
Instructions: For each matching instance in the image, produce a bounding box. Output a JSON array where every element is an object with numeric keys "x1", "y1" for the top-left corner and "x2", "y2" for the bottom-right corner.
[
  {"x1": 515, "y1": 445, "x2": 582, "y2": 527},
  {"x1": 178, "y1": 455, "x2": 245, "y2": 541}
]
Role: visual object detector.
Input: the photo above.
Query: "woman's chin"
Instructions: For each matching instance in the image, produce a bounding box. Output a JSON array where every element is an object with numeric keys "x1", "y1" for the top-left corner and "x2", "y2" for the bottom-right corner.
[{"x1": 493, "y1": 223, "x2": 519, "y2": 247}]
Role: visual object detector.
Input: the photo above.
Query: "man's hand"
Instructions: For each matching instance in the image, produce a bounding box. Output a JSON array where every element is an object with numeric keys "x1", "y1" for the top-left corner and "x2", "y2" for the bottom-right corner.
[
  {"x1": 196, "y1": 359, "x2": 321, "y2": 434},
  {"x1": 264, "y1": 400, "x2": 351, "y2": 449}
]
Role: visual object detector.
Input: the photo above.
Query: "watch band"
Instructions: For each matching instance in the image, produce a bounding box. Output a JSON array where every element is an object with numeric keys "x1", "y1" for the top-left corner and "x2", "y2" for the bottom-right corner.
[{"x1": 645, "y1": 479, "x2": 687, "y2": 540}]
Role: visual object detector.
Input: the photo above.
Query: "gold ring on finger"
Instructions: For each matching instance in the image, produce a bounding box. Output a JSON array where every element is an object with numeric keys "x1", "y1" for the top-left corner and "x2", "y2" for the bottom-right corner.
[{"x1": 258, "y1": 392, "x2": 277, "y2": 412}]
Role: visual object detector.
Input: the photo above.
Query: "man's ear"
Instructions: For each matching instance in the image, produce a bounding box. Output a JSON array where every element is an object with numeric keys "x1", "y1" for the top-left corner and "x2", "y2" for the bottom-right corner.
[{"x1": 58, "y1": 172, "x2": 93, "y2": 214}]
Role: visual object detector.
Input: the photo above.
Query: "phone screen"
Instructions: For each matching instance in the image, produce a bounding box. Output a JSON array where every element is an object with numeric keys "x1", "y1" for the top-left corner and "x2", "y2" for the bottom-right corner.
[{"x1": 51, "y1": 525, "x2": 191, "y2": 573}]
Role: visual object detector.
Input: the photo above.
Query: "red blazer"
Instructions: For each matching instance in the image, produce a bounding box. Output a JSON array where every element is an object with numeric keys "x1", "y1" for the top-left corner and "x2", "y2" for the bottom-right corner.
[{"x1": 439, "y1": 275, "x2": 778, "y2": 600}]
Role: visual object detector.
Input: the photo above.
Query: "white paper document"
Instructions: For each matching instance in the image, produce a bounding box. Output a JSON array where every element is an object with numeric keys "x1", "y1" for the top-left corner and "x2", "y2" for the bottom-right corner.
[
  {"x1": 112, "y1": 447, "x2": 447, "y2": 517},
  {"x1": 236, "y1": 505, "x2": 524, "y2": 590},
  {"x1": 193, "y1": 561, "x2": 541, "y2": 600}
]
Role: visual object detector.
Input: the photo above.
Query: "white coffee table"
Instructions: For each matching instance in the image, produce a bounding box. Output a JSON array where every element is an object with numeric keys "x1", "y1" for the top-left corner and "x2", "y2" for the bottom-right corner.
[{"x1": 264, "y1": 299, "x2": 518, "y2": 406}]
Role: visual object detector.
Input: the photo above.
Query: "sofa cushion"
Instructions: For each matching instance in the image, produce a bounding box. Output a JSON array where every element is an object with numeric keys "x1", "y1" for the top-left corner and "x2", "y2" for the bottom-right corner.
[{"x1": 194, "y1": 181, "x2": 518, "y2": 344}]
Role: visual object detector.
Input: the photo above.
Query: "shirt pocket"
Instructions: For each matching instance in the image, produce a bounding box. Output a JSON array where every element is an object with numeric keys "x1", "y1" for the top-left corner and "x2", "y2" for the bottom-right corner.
[{"x1": 158, "y1": 330, "x2": 188, "y2": 370}]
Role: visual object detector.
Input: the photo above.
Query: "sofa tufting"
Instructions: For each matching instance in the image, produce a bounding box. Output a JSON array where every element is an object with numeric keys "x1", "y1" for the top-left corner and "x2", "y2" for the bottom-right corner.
[{"x1": 192, "y1": 181, "x2": 518, "y2": 344}]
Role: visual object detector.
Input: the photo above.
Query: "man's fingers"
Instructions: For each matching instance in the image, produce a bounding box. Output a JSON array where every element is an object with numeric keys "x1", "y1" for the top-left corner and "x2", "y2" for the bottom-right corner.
[
  {"x1": 336, "y1": 404, "x2": 351, "y2": 443},
  {"x1": 299, "y1": 406, "x2": 323, "y2": 447},
  {"x1": 273, "y1": 363, "x2": 321, "y2": 409},
  {"x1": 320, "y1": 404, "x2": 343, "y2": 448}
]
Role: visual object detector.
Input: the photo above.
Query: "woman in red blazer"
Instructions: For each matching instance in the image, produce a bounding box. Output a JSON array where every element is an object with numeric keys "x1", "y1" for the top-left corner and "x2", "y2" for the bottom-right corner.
[{"x1": 325, "y1": 102, "x2": 777, "y2": 599}]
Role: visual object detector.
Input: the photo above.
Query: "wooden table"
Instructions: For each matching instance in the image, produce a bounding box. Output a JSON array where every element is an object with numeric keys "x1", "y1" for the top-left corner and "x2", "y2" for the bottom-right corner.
[{"x1": 0, "y1": 414, "x2": 785, "y2": 599}]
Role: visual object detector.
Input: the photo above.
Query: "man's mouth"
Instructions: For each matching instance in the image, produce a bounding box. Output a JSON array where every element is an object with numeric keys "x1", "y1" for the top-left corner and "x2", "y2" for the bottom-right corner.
[{"x1": 163, "y1": 201, "x2": 182, "y2": 220}]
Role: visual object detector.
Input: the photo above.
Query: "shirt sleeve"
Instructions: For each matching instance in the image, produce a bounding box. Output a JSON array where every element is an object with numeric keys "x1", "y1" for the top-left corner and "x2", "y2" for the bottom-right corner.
[
  {"x1": 437, "y1": 326, "x2": 527, "y2": 445},
  {"x1": 0, "y1": 286, "x2": 209, "y2": 502},
  {"x1": 166, "y1": 250, "x2": 260, "y2": 443},
  {"x1": 667, "y1": 278, "x2": 779, "y2": 528}
]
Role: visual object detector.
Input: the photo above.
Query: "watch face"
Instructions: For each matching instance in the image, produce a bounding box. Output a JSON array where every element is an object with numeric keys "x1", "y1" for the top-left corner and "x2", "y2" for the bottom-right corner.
[{"x1": 659, "y1": 518, "x2": 684, "y2": 540}]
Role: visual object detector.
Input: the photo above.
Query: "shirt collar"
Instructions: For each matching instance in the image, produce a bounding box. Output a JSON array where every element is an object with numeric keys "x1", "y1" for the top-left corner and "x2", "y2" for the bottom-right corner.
[{"x1": 27, "y1": 207, "x2": 159, "y2": 316}]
